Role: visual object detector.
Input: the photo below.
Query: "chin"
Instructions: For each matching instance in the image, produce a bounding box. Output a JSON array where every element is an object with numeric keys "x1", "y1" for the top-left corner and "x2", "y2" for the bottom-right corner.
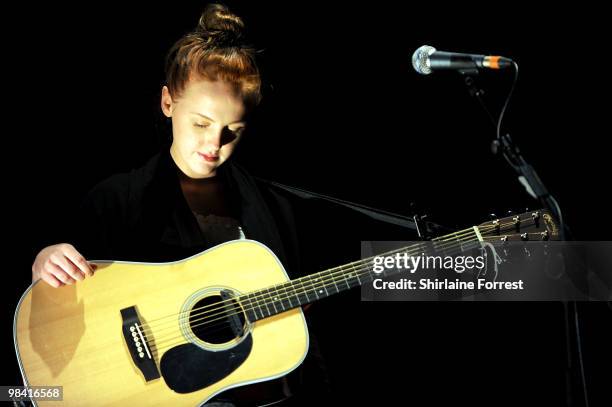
[{"x1": 192, "y1": 164, "x2": 217, "y2": 178}]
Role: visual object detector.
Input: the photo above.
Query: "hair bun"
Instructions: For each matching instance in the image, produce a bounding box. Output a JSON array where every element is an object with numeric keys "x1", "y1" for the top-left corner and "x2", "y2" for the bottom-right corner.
[
  {"x1": 165, "y1": 3, "x2": 261, "y2": 106},
  {"x1": 197, "y1": 3, "x2": 245, "y2": 42}
]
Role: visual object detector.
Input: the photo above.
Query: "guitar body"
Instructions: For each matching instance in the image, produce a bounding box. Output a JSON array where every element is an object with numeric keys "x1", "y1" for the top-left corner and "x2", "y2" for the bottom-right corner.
[{"x1": 14, "y1": 240, "x2": 309, "y2": 406}]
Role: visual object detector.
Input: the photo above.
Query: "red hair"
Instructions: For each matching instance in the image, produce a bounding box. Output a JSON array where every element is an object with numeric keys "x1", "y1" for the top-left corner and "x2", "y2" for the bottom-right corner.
[{"x1": 165, "y1": 4, "x2": 261, "y2": 107}]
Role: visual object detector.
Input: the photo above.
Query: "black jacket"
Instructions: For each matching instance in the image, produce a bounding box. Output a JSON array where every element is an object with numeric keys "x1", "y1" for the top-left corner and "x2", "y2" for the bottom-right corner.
[{"x1": 72, "y1": 148, "x2": 301, "y2": 278}]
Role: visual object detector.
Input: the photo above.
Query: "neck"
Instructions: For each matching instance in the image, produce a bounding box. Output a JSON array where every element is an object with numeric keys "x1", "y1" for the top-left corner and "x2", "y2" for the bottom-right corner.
[
  {"x1": 177, "y1": 169, "x2": 219, "y2": 185},
  {"x1": 239, "y1": 226, "x2": 483, "y2": 322}
]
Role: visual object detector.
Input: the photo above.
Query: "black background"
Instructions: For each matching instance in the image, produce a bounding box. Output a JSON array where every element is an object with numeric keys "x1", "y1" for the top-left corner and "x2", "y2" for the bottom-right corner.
[{"x1": 3, "y1": 1, "x2": 611, "y2": 406}]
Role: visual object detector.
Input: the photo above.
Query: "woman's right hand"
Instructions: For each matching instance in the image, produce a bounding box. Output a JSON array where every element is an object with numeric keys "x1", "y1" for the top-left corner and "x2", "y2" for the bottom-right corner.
[{"x1": 32, "y1": 244, "x2": 96, "y2": 288}]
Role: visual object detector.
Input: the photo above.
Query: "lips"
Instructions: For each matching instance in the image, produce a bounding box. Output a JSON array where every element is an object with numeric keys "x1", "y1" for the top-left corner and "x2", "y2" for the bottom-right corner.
[{"x1": 198, "y1": 152, "x2": 219, "y2": 162}]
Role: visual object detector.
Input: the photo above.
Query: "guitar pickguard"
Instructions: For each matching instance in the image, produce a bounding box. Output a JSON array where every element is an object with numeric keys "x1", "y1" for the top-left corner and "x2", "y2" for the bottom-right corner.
[{"x1": 160, "y1": 334, "x2": 253, "y2": 394}]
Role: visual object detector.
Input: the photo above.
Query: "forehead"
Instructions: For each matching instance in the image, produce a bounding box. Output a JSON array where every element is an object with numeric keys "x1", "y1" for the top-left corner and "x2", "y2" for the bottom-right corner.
[{"x1": 180, "y1": 79, "x2": 246, "y2": 123}]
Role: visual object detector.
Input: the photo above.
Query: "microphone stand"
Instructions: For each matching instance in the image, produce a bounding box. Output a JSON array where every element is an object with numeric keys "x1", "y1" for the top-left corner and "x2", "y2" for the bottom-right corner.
[
  {"x1": 459, "y1": 69, "x2": 587, "y2": 407},
  {"x1": 461, "y1": 70, "x2": 565, "y2": 239}
]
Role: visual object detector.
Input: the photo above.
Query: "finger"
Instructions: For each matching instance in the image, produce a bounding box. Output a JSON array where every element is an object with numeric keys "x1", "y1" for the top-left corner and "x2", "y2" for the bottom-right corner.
[
  {"x1": 63, "y1": 246, "x2": 94, "y2": 277},
  {"x1": 41, "y1": 272, "x2": 64, "y2": 288},
  {"x1": 48, "y1": 262, "x2": 76, "y2": 285},
  {"x1": 52, "y1": 254, "x2": 84, "y2": 281}
]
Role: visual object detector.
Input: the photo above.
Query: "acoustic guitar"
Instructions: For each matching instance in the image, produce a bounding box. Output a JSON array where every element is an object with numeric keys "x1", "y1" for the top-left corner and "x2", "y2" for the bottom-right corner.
[{"x1": 14, "y1": 210, "x2": 558, "y2": 406}]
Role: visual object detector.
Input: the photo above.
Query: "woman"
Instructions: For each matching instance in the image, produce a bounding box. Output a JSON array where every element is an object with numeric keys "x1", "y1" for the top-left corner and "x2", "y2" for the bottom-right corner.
[
  {"x1": 30, "y1": 4, "x2": 318, "y2": 405},
  {"x1": 32, "y1": 3, "x2": 298, "y2": 287}
]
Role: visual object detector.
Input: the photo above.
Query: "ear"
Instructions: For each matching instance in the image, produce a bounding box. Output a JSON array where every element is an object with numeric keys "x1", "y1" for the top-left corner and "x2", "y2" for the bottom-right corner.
[{"x1": 161, "y1": 86, "x2": 174, "y2": 117}]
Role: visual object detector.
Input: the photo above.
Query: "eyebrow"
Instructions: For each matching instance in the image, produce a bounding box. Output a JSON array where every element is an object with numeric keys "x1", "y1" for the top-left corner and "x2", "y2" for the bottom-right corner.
[
  {"x1": 190, "y1": 112, "x2": 216, "y2": 122},
  {"x1": 190, "y1": 112, "x2": 246, "y2": 126}
]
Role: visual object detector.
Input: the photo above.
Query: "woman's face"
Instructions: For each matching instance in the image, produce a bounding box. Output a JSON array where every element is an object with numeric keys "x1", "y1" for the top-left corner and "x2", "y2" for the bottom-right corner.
[{"x1": 161, "y1": 78, "x2": 247, "y2": 178}]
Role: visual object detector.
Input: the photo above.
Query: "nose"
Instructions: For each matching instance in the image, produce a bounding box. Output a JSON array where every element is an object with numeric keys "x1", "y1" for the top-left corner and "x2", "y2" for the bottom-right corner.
[{"x1": 203, "y1": 128, "x2": 222, "y2": 154}]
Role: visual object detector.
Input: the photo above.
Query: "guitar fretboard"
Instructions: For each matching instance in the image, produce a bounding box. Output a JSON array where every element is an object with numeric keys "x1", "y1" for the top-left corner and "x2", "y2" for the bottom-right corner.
[{"x1": 239, "y1": 228, "x2": 482, "y2": 322}]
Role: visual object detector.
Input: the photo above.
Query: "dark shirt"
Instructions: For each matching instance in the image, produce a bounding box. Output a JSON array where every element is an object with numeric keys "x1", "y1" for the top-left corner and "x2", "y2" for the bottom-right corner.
[{"x1": 72, "y1": 148, "x2": 301, "y2": 278}]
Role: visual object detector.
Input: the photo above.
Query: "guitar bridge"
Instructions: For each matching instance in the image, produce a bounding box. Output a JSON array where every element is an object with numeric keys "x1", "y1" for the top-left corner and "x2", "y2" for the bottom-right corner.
[{"x1": 120, "y1": 306, "x2": 161, "y2": 381}]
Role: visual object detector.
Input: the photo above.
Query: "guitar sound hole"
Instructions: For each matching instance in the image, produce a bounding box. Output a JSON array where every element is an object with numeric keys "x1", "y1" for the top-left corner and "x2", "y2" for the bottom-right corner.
[{"x1": 188, "y1": 295, "x2": 246, "y2": 345}]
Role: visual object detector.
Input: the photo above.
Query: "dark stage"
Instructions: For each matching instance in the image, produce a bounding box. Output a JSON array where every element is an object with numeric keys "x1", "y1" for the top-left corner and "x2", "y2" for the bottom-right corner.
[{"x1": 3, "y1": 2, "x2": 611, "y2": 406}]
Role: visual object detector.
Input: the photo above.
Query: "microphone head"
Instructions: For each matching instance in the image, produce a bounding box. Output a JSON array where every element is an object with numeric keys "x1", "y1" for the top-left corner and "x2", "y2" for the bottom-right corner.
[{"x1": 412, "y1": 45, "x2": 437, "y2": 75}]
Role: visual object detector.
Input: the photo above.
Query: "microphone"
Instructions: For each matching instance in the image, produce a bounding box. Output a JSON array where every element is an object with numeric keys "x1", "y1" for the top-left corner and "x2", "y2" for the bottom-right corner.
[{"x1": 412, "y1": 45, "x2": 513, "y2": 75}]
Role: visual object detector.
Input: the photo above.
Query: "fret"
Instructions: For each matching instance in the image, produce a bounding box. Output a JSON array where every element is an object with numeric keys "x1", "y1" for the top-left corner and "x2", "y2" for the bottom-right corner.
[
  {"x1": 284, "y1": 282, "x2": 295, "y2": 308},
  {"x1": 310, "y1": 274, "x2": 322, "y2": 300},
  {"x1": 243, "y1": 295, "x2": 257, "y2": 322},
  {"x1": 254, "y1": 293, "x2": 266, "y2": 319},
  {"x1": 325, "y1": 272, "x2": 340, "y2": 296},
  {"x1": 363, "y1": 258, "x2": 376, "y2": 282},
  {"x1": 430, "y1": 238, "x2": 441, "y2": 256},
  {"x1": 244, "y1": 293, "x2": 262, "y2": 322},
  {"x1": 271, "y1": 285, "x2": 285, "y2": 312},
  {"x1": 339, "y1": 268, "x2": 351, "y2": 290},
  {"x1": 300, "y1": 277, "x2": 312, "y2": 304},
  {"x1": 343, "y1": 265, "x2": 361, "y2": 290},
  {"x1": 296, "y1": 278, "x2": 307, "y2": 304},
  {"x1": 263, "y1": 288, "x2": 276, "y2": 316},
  {"x1": 297, "y1": 278, "x2": 311, "y2": 304},
  {"x1": 241, "y1": 222, "x2": 488, "y2": 322},
  {"x1": 322, "y1": 275, "x2": 331, "y2": 297},
  {"x1": 310, "y1": 272, "x2": 331, "y2": 298},
  {"x1": 261, "y1": 288, "x2": 272, "y2": 317},
  {"x1": 290, "y1": 280, "x2": 302, "y2": 305},
  {"x1": 454, "y1": 232, "x2": 464, "y2": 254},
  {"x1": 269, "y1": 289, "x2": 279, "y2": 314},
  {"x1": 278, "y1": 282, "x2": 295, "y2": 311},
  {"x1": 352, "y1": 263, "x2": 362, "y2": 285},
  {"x1": 432, "y1": 236, "x2": 457, "y2": 257}
]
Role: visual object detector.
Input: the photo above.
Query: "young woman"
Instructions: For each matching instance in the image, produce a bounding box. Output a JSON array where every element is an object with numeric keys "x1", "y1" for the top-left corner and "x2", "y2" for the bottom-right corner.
[
  {"x1": 30, "y1": 4, "x2": 318, "y2": 405},
  {"x1": 32, "y1": 3, "x2": 298, "y2": 288}
]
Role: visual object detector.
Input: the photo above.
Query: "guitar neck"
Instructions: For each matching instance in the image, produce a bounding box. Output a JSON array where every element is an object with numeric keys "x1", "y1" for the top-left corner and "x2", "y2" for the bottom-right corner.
[{"x1": 239, "y1": 226, "x2": 482, "y2": 322}]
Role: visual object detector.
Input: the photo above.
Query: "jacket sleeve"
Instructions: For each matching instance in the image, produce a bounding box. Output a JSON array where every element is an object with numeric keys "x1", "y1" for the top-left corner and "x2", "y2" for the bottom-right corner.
[{"x1": 69, "y1": 173, "x2": 131, "y2": 261}]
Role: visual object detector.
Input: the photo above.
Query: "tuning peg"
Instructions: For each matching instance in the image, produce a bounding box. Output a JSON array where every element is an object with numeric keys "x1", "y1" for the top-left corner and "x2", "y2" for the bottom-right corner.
[
  {"x1": 514, "y1": 215, "x2": 521, "y2": 232},
  {"x1": 491, "y1": 139, "x2": 501, "y2": 155},
  {"x1": 532, "y1": 211, "x2": 541, "y2": 228},
  {"x1": 488, "y1": 213, "x2": 500, "y2": 234}
]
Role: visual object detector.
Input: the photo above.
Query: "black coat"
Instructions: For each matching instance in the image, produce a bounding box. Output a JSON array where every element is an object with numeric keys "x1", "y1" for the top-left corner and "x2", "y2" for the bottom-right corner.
[{"x1": 72, "y1": 148, "x2": 301, "y2": 278}]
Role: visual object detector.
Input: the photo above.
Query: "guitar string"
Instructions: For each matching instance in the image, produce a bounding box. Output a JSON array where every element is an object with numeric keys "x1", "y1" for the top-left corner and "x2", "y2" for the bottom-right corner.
[
  {"x1": 152, "y1": 225, "x2": 542, "y2": 355},
  {"x1": 23, "y1": 222, "x2": 540, "y2": 367},
  {"x1": 149, "y1": 232, "x2": 484, "y2": 353},
  {"x1": 140, "y1": 218, "x2": 533, "y2": 348},
  {"x1": 142, "y1": 224, "x2": 486, "y2": 339},
  {"x1": 138, "y1": 220, "x2": 510, "y2": 333},
  {"x1": 137, "y1": 225, "x2": 481, "y2": 336},
  {"x1": 140, "y1": 218, "x2": 526, "y2": 336},
  {"x1": 148, "y1": 220, "x2": 539, "y2": 352}
]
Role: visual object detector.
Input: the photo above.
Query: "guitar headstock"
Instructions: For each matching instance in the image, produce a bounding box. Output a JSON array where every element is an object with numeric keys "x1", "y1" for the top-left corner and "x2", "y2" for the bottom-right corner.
[{"x1": 477, "y1": 209, "x2": 560, "y2": 242}]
